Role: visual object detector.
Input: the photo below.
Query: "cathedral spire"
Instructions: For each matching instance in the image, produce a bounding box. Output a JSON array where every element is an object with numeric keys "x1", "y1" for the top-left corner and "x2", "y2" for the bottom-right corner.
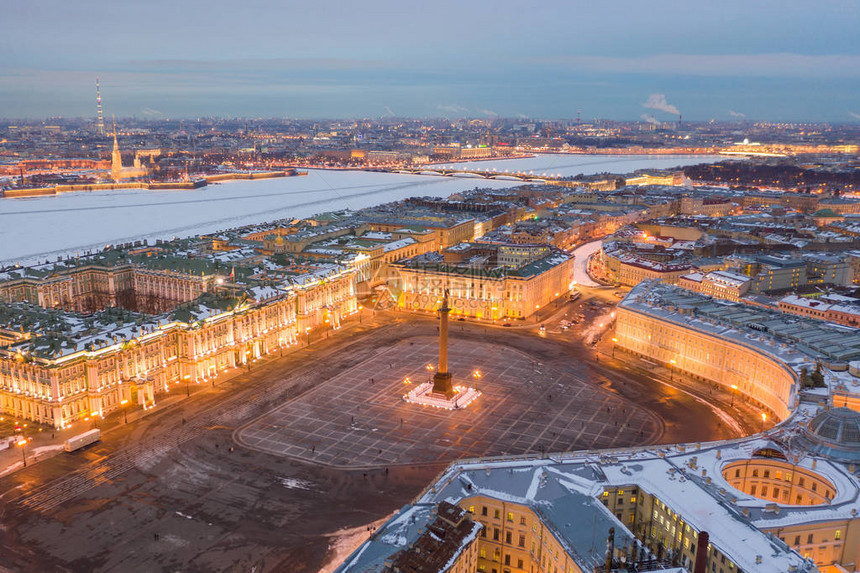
[{"x1": 111, "y1": 115, "x2": 123, "y2": 178}]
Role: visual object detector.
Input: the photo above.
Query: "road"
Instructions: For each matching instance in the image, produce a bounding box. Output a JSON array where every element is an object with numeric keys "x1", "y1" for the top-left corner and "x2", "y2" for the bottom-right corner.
[{"x1": 0, "y1": 300, "x2": 757, "y2": 573}]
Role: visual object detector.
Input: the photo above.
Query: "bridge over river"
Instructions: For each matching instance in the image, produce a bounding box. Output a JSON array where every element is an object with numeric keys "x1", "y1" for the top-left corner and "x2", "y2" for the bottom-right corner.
[{"x1": 365, "y1": 166, "x2": 563, "y2": 183}]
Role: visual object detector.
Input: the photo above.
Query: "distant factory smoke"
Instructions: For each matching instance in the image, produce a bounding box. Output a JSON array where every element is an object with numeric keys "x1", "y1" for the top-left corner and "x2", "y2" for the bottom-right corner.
[
  {"x1": 642, "y1": 93, "x2": 680, "y2": 116},
  {"x1": 850, "y1": 112, "x2": 860, "y2": 120},
  {"x1": 639, "y1": 113, "x2": 659, "y2": 125},
  {"x1": 728, "y1": 110, "x2": 746, "y2": 118},
  {"x1": 436, "y1": 104, "x2": 469, "y2": 115},
  {"x1": 141, "y1": 107, "x2": 164, "y2": 118}
]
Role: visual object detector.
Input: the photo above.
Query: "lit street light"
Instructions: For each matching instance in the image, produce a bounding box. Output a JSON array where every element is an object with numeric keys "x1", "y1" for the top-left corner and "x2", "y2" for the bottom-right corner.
[
  {"x1": 121, "y1": 399, "x2": 129, "y2": 424},
  {"x1": 730, "y1": 384, "x2": 738, "y2": 407},
  {"x1": 17, "y1": 437, "x2": 28, "y2": 467},
  {"x1": 761, "y1": 412, "x2": 767, "y2": 432}
]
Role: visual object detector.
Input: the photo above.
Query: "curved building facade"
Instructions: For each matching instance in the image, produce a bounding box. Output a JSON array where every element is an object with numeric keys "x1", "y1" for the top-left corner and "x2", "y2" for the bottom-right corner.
[{"x1": 615, "y1": 281, "x2": 800, "y2": 420}]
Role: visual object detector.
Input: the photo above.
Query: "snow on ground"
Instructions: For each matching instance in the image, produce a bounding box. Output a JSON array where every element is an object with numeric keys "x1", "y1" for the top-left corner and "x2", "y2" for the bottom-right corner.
[
  {"x1": 0, "y1": 444, "x2": 65, "y2": 478},
  {"x1": 276, "y1": 477, "x2": 315, "y2": 490},
  {"x1": 318, "y1": 511, "x2": 396, "y2": 573},
  {"x1": 581, "y1": 308, "x2": 615, "y2": 345},
  {"x1": 29, "y1": 444, "x2": 65, "y2": 456},
  {"x1": 572, "y1": 239, "x2": 603, "y2": 287}
]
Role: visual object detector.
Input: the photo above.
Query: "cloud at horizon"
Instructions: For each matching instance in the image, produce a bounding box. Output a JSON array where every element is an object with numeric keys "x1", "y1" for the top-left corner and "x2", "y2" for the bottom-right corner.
[{"x1": 2, "y1": 0, "x2": 859, "y2": 121}]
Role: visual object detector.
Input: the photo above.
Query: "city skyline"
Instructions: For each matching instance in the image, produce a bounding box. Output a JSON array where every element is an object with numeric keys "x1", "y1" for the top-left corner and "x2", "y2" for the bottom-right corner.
[
  {"x1": 2, "y1": 0, "x2": 860, "y2": 121},
  {"x1": 4, "y1": 3, "x2": 860, "y2": 572}
]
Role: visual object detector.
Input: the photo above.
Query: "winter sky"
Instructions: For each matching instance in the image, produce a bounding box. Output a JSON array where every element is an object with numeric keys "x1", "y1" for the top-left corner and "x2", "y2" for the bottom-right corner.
[{"x1": 2, "y1": 0, "x2": 859, "y2": 122}]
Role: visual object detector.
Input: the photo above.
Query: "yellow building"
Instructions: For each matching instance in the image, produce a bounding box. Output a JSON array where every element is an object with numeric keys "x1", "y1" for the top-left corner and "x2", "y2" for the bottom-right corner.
[
  {"x1": 599, "y1": 244, "x2": 696, "y2": 287},
  {"x1": 0, "y1": 266, "x2": 357, "y2": 429},
  {"x1": 392, "y1": 244, "x2": 573, "y2": 320},
  {"x1": 340, "y1": 428, "x2": 858, "y2": 573},
  {"x1": 614, "y1": 281, "x2": 802, "y2": 420}
]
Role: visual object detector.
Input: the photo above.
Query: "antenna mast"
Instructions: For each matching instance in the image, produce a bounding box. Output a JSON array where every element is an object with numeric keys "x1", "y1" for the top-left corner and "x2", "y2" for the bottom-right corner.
[{"x1": 96, "y1": 78, "x2": 105, "y2": 136}]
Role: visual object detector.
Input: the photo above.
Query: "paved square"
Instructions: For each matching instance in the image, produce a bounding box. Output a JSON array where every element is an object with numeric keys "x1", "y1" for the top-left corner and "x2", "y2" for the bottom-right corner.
[{"x1": 236, "y1": 336, "x2": 661, "y2": 468}]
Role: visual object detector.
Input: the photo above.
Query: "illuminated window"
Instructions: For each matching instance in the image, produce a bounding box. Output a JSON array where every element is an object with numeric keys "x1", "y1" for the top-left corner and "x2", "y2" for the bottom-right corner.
[
  {"x1": 507, "y1": 512, "x2": 514, "y2": 522},
  {"x1": 835, "y1": 530, "x2": 841, "y2": 540}
]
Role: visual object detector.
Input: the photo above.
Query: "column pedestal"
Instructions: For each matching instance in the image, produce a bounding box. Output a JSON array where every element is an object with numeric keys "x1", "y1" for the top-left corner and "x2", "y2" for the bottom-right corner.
[{"x1": 431, "y1": 372, "x2": 455, "y2": 399}]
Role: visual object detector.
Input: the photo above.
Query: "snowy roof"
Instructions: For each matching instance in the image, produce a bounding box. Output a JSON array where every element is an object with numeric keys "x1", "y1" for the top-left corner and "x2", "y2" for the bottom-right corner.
[
  {"x1": 339, "y1": 431, "x2": 838, "y2": 573},
  {"x1": 620, "y1": 281, "x2": 860, "y2": 365}
]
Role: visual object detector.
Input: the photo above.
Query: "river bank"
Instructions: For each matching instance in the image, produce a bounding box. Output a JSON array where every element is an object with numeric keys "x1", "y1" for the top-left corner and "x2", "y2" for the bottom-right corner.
[{"x1": 1, "y1": 169, "x2": 306, "y2": 198}]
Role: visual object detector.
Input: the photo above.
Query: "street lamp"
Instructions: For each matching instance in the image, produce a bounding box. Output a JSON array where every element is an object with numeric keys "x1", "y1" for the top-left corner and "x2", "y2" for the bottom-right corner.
[
  {"x1": 611, "y1": 337, "x2": 618, "y2": 358},
  {"x1": 669, "y1": 359, "x2": 676, "y2": 382},
  {"x1": 761, "y1": 412, "x2": 767, "y2": 432},
  {"x1": 121, "y1": 399, "x2": 129, "y2": 424},
  {"x1": 730, "y1": 384, "x2": 738, "y2": 407},
  {"x1": 17, "y1": 437, "x2": 28, "y2": 467},
  {"x1": 472, "y1": 369, "x2": 481, "y2": 391},
  {"x1": 426, "y1": 363, "x2": 434, "y2": 384}
]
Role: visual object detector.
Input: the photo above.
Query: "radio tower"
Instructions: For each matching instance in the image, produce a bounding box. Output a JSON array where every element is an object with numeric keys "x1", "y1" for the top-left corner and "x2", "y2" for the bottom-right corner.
[{"x1": 95, "y1": 78, "x2": 105, "y2": 137}]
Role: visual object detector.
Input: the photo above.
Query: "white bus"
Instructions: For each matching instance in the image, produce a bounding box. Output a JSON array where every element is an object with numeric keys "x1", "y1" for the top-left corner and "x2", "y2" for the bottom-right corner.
[{"x1": 64, "y1": 429, "x2": 101, "y2": 452}]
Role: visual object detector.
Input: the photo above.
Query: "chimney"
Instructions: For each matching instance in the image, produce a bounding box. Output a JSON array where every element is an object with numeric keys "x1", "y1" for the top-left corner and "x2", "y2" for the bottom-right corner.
[{"x1": 693, "y1": 531, "x2": 709, "y2": 573}]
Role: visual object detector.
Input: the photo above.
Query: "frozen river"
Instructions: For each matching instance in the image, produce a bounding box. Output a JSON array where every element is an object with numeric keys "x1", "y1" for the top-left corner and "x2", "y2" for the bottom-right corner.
[
  {"x1": 434, "y1": 153, "x2": 723, "y2": 178},
  {"x1": 0, "y1": 154, "x2": 723, "y2": 266}
]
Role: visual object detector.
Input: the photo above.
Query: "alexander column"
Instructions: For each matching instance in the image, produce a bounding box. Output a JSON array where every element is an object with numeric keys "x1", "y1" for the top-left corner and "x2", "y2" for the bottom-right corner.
[{"x1": 431, "y1": 289, "x2": 456, "y2": 398}]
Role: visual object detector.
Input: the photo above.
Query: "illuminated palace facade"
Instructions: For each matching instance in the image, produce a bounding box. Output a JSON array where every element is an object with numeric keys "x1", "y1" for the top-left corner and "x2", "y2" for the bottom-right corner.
[
  {"x1": 392, "y1": 244, "x2": 574, "y2": 321},
  {"x1": 0, "y1": 268, "x2": 357, "y2": 429},
  {"x1": 0, "y1": 263, "x2": 211, "y2": 314},
  {"x1": 614, "y1": 281, "x2": 815, "y2": 421}
]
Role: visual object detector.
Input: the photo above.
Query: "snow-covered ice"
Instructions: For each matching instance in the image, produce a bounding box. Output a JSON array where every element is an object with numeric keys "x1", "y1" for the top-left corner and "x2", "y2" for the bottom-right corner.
[
  {"x1": 0, "y1": 155, "x2": 721, "y2": 267},
  {"x1": 0, "y1": 170, "x2": 517, "y2": 266}
]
